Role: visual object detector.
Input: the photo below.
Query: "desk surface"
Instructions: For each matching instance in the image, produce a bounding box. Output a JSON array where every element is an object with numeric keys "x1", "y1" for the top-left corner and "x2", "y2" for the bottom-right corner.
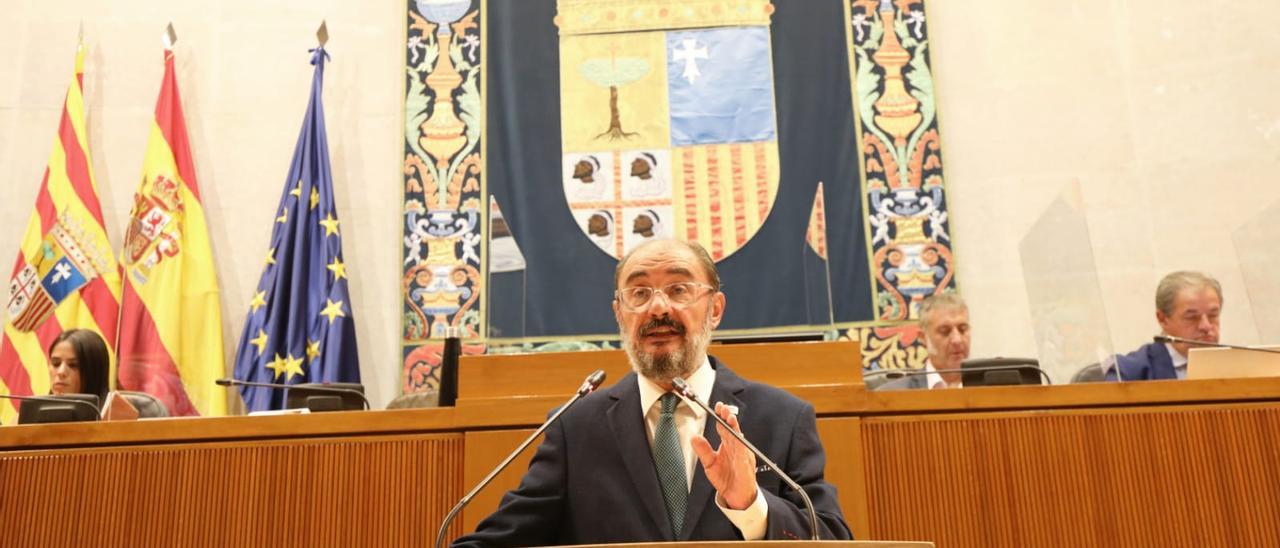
[{"x1": 6, "y1": 375, "x2": 1280, "y2": 451}]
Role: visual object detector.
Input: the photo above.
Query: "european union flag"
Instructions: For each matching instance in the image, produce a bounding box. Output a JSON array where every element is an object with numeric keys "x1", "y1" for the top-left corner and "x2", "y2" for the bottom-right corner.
[{"x1": 231, "y1": 47, "x2": 360, "y2": 411}]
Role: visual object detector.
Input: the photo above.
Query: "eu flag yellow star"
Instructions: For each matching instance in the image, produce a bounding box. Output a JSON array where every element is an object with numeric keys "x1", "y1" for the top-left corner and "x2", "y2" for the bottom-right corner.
[
  {"x1": 327, "y1": 257, "x2": 347, "y2": 281},
  {"x1": 250, "y1": 329, "x2": 269, "y2": 355},
  {"x1": 306, "y1": 339, "x2": 321, "y2": 363},
  {"x1": 283, "y1": 353, "x2": 305, "y2": 380},
  {"x1": 249, "y1": 290, "x2": 267, "y2": 313},
  {"x1": 266, "y1": 353, "x2": 289, "y2": 380},
  {"x1": 310, "y1": 187, "x2": 320, "y2": 210},
  {"x1": 290, "y1": 180, "x2": 303, "y2": 197},
  {"x1": 265, "y1": 247, "x2": 277, "y2": 266},
  {"x1": 320, "y1": 299, "x2": 345, "y2": 323},
  {"x1": 319, "y1": 213, "x2": 340, "y2": 237},
  {"x1": 276, "y1": 207, "x2": 288, "y2": 224}
]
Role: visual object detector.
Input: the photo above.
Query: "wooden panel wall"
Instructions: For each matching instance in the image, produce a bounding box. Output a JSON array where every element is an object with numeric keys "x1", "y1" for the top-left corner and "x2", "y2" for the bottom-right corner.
[
  {"x1": 815, "y1": 417, "x2": 869, "y2": 539},
  {"x1": 0, "y1": 434, "x2": 464, "y2": 547},
  {"x1": 861, "y1": 404, "x2": 1280, "y2": 548},
  {"x1": 461, "y1": 429, "x2": 542, "y2": 534}
]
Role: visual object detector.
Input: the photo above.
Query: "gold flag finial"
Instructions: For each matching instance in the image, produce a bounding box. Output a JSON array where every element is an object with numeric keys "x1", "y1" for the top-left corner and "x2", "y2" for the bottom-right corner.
[{"x1": 316, "y1": 20, "x2": 329, "y2": 47}]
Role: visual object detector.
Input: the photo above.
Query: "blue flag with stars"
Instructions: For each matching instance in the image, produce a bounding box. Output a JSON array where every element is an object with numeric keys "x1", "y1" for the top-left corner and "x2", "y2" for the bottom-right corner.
[{"x1": 231, "y1": 47, "x2": 360, "y2": 411}]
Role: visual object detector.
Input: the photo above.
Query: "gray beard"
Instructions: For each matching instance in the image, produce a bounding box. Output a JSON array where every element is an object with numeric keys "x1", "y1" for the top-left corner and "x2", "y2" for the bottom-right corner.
[{"x1": 621, "y1": 310, "x2": 714, "y2": 384}]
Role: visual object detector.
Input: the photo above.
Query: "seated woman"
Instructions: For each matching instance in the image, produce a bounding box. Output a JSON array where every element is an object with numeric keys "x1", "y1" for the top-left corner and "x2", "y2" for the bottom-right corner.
[{"x1": 47, "y1": 328, "x2": 110, "y2": 404}]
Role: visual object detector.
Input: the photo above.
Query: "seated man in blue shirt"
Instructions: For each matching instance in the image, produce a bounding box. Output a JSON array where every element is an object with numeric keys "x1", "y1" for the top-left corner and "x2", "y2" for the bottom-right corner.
[{"x1": 1106, "y1": 271, "x2": 1222, "y2": 381}]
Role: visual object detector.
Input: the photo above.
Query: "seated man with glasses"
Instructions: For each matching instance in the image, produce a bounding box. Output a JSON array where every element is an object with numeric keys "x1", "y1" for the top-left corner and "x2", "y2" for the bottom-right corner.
[{"x1": 454, "y1": 239, "x2": 851, "y2": 546}]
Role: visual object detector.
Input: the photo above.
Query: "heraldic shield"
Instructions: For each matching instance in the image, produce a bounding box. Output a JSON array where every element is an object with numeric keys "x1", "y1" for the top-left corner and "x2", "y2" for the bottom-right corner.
[{"x1": 558, "y1": 0, "x2": 780, "y2": 261}]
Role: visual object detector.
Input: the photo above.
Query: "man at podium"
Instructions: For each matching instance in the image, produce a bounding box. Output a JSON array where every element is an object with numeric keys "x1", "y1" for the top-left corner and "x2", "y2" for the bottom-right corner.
[{"x1": 453, "y1": 240, "x2": 851, "y2": 546}]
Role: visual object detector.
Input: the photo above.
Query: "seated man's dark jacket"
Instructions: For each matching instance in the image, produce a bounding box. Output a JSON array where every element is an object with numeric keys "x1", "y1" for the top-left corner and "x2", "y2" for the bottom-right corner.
[
  {"x1": 452, "y1": 356, "x2": 852, "y2": 547},
  {"x1": 1104, "y1": 342, "x2": 1177, "y2": 381}
]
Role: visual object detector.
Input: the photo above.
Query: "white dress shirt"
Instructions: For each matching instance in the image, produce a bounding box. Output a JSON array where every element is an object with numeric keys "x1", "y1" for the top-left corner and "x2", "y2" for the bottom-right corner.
[
  {"x1": 637, "y1": 356, "x2": 768, "y2": 539},
  {"x1": 922, "y1": 359, "x2": 961, "y2": 389},
  {"x1": 1165, "y1": 343, "x2": 1189, "y2": 379}
]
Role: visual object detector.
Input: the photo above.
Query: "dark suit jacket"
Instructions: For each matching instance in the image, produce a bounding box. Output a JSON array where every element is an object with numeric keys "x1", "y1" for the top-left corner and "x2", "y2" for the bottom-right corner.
[
  {"x1": 1104, "y1": 342, "x2": 1178, "y2": 381},
  {"x1": 452, "y1": 357, "x2": 852, "y2": 547}
]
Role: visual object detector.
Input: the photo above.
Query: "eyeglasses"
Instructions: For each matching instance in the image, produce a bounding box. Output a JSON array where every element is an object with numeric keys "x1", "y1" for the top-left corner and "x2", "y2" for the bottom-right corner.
[{"x1": 615, "y1": 282, "x2": 716, "y2": 311}]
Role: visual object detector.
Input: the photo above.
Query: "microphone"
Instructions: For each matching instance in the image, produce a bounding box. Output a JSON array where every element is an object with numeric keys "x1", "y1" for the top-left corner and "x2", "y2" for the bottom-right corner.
[
  {"x1": 214, "y1": 378, "x2": 371, "y2": 410},
  {"x1": 865, "y1": 363, "x2": 1053, "y2": 386},
  {"x1": 433, "y1": 369, "x2": 607, "y2": 548},
  {"x1": 670, "y1": 376, "x2": 821, "y2": 541},
  {"x1": 438, "y1": 325, "x2": 461, "y2": 406},
  {"x1": 1153, "y1": 335, "x2": 1280, "y2": 355},
  {"x1": 0, "y1": 393, "x2": 102, "y2": 422}
]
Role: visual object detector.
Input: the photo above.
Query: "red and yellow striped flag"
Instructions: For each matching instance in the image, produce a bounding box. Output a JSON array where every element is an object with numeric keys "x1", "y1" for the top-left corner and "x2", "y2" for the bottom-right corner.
[
  {"x1": 0, "y1": 46, "x2": 122, "y2": 424},
  {"x1": 116, "y1": 49, "x2": 226, "y2": 417}
]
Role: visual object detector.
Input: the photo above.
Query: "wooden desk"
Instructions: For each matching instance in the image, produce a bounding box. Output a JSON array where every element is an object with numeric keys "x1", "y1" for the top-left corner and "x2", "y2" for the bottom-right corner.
[
  {"x1": 858, "y1": 379, "x2": 1280, "y2": 547},
  {"x1": 3, "y1": 343, "x2": 1279, "y2": 547}
]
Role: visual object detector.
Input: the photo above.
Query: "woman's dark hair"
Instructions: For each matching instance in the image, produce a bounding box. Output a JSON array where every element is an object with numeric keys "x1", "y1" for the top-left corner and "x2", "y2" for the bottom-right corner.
[{"x1": 48, "y1": 329, "x2": 111, "y2": 402}]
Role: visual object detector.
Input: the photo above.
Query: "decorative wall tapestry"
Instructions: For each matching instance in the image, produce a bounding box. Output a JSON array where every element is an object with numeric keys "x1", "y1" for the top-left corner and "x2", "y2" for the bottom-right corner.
[{"x1": 401, "y1": 0, "x2": 956, "y2": 394}]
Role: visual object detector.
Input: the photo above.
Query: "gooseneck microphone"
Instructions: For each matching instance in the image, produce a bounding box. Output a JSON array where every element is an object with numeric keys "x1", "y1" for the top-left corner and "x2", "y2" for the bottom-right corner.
[
  {"x1": 1154, "y1": 335, "x2": 1280, "y2": 355},
  {"x1": 0, "y1": 393, "x2": 102, "y2": 421},
  {"x1": 670, "y1": 376, "x2": 821, "y2": 541},
  {"x1": 214, "y1": 378, "x2": 371, "y2": 410},
  {"x1": 434, "y1": 369, "x2": 607, "y2": 548}
]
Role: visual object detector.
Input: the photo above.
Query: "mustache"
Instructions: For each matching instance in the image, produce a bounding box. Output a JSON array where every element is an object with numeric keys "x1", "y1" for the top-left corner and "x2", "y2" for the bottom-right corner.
[{"x1": 640, "y1": 316, "x2": 685, "y2": 336}]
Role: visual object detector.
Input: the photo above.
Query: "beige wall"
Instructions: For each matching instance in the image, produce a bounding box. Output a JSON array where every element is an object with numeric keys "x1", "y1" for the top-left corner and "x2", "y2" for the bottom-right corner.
[
  {"x1": 927, "y1": 1, "x2": 1280, "y2": 365},
  {"x1": 2, "y1": 1, "x2": 1277, "y2": 407}
]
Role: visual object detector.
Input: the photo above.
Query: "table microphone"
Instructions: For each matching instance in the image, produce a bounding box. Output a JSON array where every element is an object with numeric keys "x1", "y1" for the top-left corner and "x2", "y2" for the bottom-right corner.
[
  {"x1": 0, "y1": 393, "x2": 102, "y2": 421},
  {"x1": 214, "y1": 378, "x2": 371, "y2": 410},
  {"x1": 670, "y1": 376, "x2": 822, "y2": 541},
  {"x1": 1154, "y1": 335, "x2": 1280, "y2": 355},
  {"x1": 433, "y1": 369, "x2": 606, "y2": 548}
]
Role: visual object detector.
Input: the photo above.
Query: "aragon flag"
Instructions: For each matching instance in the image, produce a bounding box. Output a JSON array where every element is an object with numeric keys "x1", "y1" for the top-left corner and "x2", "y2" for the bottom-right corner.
[
  {"x1": 116, "y1": 47, "x2": 226, "y2": 417},
  {"x1": 231, "y1": 47, "x2": 361, "y2": 411},
  {"x1": 0, "y1": 45, "x2": 121, "y2": 424}
]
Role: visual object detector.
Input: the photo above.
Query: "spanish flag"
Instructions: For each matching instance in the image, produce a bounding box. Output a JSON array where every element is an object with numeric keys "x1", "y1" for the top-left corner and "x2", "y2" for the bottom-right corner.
[
  {"x1": 0, "y1": 45, "x2": 121, "y2": 424},
  {"x1": 116, "y1": 48, "x2": 226, "y2": 417}
]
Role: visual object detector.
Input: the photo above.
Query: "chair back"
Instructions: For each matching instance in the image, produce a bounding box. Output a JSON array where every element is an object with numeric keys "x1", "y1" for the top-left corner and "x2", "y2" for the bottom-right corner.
[
  {"x1": 1071, "y1": 363, "x2": 1105, "y2": 383},
  {"x1": 118, "y1": 391, "x2": 171, "y2": 418},
  {"x1": 386, "y1": 390, "x2": 439, "y2": 409}
]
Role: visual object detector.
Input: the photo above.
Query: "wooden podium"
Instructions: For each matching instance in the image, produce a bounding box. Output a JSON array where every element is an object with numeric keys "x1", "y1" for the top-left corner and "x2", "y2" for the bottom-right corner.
[{"x1": 3, "y1": 340, "x2": 1280, "y2": 547}]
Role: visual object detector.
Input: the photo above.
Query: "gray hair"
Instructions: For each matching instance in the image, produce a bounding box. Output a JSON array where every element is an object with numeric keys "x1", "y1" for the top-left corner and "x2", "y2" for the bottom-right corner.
[
  {"x1": 615, "y1": 239, "x2": 720, "y2": 291},
  {"x1": 1156, "y1": 271, "x2": 1222, "y2": 316},
  {"x1": 919, "y1": 292, "x2": 967, "y2": 331}
]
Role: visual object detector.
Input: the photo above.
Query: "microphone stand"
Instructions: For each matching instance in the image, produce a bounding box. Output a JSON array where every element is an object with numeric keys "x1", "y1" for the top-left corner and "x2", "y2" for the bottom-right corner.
[
  {"x1": 433, "y1": 369, "x2": 606, "y2": 548},
  {"x1": 671, "y1": 377, "x2": 821, "y2": 541},
  {"x1": 1154, "y1": 335, "x2": 1280, "y2": 355}
]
